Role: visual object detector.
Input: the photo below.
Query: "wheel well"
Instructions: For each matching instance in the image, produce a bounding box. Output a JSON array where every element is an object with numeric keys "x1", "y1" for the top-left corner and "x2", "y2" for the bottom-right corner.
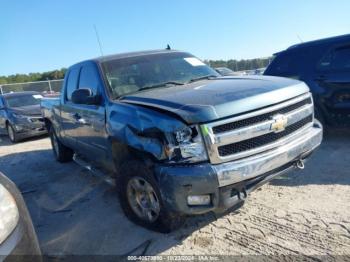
[
  {"x1": 111, "y1": 140, "x2": 156, "y2": 178},
  {"x1": 44, "y1": 118, "x2": 52, "y2": 131}
]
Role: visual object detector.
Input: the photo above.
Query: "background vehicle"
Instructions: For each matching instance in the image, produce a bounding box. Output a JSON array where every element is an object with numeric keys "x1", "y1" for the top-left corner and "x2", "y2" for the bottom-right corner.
[
  {"x1": 0, "y1": 91, "x2": 47, "y2": 142},
  {"x1": 264, "y1": 34, "x2": 350, "y2": 127},
  {"x1": 215, "y1": 67, "x2": 235, "y2": 76},
  {"x1": 0, "y1": 172, "x2": 41, "y2": 259},
  {"x1": 41, "y1": 50, "x2": 322, "y2": 232}
]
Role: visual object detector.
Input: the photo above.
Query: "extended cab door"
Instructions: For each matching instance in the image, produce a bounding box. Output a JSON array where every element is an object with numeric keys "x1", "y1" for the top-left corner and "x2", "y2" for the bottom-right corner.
[
  {"x1": 72, "y1": 62, "x2": 108, "y2": 163},
  {"x1": 315, "y1": 44, "x2": 350, "y2": 125},
  {"x1": 59, "y1": 66, "x2": 81, "y2": 148}
]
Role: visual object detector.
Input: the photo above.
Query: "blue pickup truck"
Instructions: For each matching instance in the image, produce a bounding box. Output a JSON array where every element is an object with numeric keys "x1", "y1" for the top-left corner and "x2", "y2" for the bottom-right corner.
[{"x1": 41, "y1": 50, "x2": 323, "y2": 232}]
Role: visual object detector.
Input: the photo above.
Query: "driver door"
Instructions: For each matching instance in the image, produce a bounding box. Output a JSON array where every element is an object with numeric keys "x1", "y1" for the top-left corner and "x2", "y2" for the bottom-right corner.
[{"x1": 72, "y1": 62, "x2": 108, "y2": 165}]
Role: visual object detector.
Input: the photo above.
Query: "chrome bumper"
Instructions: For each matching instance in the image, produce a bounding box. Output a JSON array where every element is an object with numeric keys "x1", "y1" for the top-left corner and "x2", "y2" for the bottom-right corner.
[{"x1": 213, "y1": 121, "x2": 323, "y2": 187}]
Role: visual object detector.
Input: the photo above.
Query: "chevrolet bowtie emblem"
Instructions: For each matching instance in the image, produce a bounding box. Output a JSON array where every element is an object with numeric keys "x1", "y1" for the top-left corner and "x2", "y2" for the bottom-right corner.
[{"x1": 271, "y1": 114, "x2": 288, "y2": 133}]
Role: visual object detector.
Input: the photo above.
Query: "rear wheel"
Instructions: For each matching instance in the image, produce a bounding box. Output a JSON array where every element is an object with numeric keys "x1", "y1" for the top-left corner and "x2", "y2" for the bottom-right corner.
[
  {"x1": 49, "y1": 127, "x2": 73, "y2": 162},
  {"x1": 7, "y1": 123, "x2": 19, "y2": 143},
  {"x1": 118, "y1": 160, "x2": 185, "y2": 233}
]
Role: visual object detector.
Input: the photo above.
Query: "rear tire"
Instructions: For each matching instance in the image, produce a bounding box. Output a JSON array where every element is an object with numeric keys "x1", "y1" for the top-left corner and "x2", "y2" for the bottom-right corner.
[
  {"x1": 7, "y1": 123, "x2": 19, "y2": 143},
  {"x1": 49, "y1": 127, "x2": 73, "y2": 162},
  {"x1": 117, "y1": 160, "x2": 185, "y2": 233}
]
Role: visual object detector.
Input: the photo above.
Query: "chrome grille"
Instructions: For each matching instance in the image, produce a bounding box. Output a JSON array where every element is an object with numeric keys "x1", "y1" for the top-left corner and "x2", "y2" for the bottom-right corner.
[
  {"x1": 201, "y1": 93, "x2": 314, "y2": 164},
  {"x1": 218, "y1": 115, "x2": 313, "y2": 156},
  {"x1": 213, "y1": 97, "x2": 312, "y2": 134}
]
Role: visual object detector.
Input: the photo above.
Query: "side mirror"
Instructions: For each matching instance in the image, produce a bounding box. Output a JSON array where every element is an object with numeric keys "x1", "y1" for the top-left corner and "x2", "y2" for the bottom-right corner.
[{"x1": 71, "y1": 88, "x2": 100, "y2": 105}]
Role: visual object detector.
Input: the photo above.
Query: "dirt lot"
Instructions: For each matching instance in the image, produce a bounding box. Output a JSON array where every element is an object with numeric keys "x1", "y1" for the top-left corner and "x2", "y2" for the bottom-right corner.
[{"x1": 0, "y1": 129, "x2": 350, "y2": 260}]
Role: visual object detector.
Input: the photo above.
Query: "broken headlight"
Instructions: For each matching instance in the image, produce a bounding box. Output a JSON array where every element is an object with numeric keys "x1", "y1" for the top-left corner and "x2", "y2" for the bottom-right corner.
[
  {"x1": 165, "y1": 126, "x2": 208, "y2": 163},
  {"x1": 0, "y1": 184, "x2": 19, "y2": 244}
]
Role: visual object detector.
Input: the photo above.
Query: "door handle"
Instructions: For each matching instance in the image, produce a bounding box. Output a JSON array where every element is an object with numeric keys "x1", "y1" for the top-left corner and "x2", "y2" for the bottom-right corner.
[
  {"x1": 76, "y1": 118, "x2": 90, "y2": 125},
  {"x1": 70, "y1": 112, "x2": 90, "y2": 125},
  {"x1": 70, "y1": 112, "x2": 80, "y2": 119}
]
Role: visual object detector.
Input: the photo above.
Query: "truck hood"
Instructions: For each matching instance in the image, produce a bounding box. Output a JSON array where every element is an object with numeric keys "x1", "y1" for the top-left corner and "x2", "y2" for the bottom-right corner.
[{"x1": 119, "y1": 76, "x2": 310, "y2": 124}]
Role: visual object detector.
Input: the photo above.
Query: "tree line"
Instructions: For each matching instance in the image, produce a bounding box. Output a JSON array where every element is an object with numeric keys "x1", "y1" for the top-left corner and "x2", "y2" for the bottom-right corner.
[
  {"x1": 0, "y1": 68, "x2": 67, "y2": 85},
  {"x1": 205, "y1": 57, "x2": 272, "y2": 72},
  {"x1": 0, "y1": 57, "x2": 272, "y2": 85}
]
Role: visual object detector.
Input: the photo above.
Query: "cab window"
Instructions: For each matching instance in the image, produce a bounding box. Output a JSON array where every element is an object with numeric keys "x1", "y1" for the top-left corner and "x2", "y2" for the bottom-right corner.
[
  {"x1": 78, "y1": 63, "x2": 100, "y2": 96},
  {"x1": 65, "y1": 67, "x2": 80, "y2": 101},
  {"x1": 317, "y1": 46, "x2": 350, "y2": 72}
]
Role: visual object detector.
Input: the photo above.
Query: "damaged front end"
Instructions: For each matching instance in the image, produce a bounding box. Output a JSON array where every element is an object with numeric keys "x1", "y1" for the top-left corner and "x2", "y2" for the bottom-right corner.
[{"x1": 106, "y1": 103, "x2": 207, "y2": 164}]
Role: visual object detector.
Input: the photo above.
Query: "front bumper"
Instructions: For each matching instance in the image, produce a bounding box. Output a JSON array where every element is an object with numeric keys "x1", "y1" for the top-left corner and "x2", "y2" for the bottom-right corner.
[
  {"x1": 12, "y1": 118, "x2": 47, "y2": 139},
  {"x1": 156, "y1": 121, "x2": 323, "y2": 215}
]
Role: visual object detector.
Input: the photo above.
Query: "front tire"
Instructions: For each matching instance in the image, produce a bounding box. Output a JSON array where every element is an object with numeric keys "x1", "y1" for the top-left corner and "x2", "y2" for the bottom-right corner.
[
  {"x1": 7, "y1": 123, "x2": 19, "y2": 143},
  {"x1": 49, "y1": 127, "x2": 73, "y2": 162},
  {"x1": 118, "y1": 160, "x2": 185, "y2": 233}
]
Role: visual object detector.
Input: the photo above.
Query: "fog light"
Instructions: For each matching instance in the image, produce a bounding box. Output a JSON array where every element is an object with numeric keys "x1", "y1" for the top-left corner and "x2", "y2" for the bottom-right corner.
[
  {"x1": 187, "y1": 195, "x2": 211, "y2": 206},
  {"x1": 15, "y1": 125, "x2": 24, "y2": 131}
]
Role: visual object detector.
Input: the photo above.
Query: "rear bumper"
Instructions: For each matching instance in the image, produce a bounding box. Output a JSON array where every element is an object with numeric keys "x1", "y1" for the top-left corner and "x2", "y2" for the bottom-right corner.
[{"x1": 156, "y1": 121, "x2": 323, "y2": 215}]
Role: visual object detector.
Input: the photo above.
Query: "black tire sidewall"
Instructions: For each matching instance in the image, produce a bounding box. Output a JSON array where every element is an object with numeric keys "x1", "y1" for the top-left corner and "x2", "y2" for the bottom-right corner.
[
  {"x1": 49, "y1": 126, "x2": 73, "y2": 162},
  {"x1": 7, "y1": 123, "x2": 17, "y2": 143},
  {"x1": 49, "y1": 128, "x2": 59, "y2": 160},
  {"x1": 118, "y1": 160, "x2": 184, "y2": 233}
]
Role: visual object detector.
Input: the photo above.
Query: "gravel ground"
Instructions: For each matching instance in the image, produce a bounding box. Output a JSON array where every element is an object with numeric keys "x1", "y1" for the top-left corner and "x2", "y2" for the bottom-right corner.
[{"x1": 0, "y1": 129, "x2": 349, "y2": 260}]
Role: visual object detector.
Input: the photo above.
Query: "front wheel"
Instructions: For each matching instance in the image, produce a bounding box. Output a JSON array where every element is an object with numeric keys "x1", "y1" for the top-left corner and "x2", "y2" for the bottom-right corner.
[
  {"x1": 7, "y1": 123, "x2": 19, "y2": 143},
  {"x1": 49, "y1": 127, "x2": 73, "y2": 162},
  {"x1": 118, "y1": 160, "x2": 185, "y2": 233}
]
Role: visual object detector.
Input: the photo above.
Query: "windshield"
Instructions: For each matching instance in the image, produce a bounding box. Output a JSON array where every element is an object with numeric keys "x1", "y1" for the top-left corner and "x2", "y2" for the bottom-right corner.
[
  {"x1": 4, "y1": 94, "x2": 42, "y2": 108},
  {"x1": 101, "y1": 52, "x2": 219, "y2": 98}
]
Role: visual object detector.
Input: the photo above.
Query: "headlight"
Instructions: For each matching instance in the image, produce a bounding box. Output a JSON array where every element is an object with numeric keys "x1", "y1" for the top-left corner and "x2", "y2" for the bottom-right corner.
[
  {"x1": 12, "y1": 113, "x2": 32, "y2": 123},
  {"x1": 165, "y1": 126, "x2": 208, "y2": 163},
  {"x1": 12, "y1": 113, "x2": 26, "y2": 119},
  {"x1": 0, "y1": 184, "x2": 19, "y2": 244}
]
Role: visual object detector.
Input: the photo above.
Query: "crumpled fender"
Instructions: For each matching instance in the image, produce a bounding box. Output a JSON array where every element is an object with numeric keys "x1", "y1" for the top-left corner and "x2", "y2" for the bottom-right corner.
[{"x1": 106, "y1": 102, "x2": 188, "y2": 160}]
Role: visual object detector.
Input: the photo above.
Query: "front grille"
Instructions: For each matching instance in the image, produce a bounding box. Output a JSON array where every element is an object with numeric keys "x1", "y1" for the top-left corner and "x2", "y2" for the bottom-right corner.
[
  {"x1": 213, "y1": 97, "x2": 312, "y2": 134},
  {"x1": 218, "y1": 115, "x2": 313, "y2": 157},
  {"x1": 30, "y1": 117, "x2": 44, "y2": 123}
]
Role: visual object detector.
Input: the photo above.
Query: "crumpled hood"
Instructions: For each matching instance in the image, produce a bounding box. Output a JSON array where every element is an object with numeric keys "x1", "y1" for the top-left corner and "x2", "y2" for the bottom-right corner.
[
  {"x1": 8, "y1": 104, "x2": 42, "y2": 116},
  {"x1": 120, "y1": 75, "x2": 310, "y2": 124}
]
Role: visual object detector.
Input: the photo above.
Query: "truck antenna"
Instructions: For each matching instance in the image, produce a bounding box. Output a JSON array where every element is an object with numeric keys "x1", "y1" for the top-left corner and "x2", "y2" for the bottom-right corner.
[
  {"x1": 94, "y1": 24, "x2": 104, "y2": 57},
  {"x1": 296, "y1": 34, "x2": 303, "y2": 43}
]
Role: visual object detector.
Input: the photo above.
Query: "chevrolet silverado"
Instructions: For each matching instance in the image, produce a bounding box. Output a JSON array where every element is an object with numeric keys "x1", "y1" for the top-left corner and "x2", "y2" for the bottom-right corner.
[{"x1": 41, "y1": 50, "x2": 323, "y2": 232}]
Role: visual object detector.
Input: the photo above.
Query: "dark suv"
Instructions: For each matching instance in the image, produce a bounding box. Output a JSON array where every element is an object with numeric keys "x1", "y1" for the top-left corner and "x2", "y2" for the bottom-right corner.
[{"x1": 264, "y1": 34, "x2": 350, "y2": 127}]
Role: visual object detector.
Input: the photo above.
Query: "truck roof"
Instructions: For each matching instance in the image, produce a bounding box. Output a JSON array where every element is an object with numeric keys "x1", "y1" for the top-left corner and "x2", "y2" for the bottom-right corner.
[
  {"x1": 273, "y1": 34, "x2": 350, "y2": 55},
  {"x1": 92, "y1": 49, "x2": 186, "y2": 63},
  {"x1": 288, "y1": 34, "x2": 350, "y2": 50}
]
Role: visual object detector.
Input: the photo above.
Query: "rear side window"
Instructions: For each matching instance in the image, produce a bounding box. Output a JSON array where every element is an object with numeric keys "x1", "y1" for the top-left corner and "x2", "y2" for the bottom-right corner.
[
  {"x1": 317, "y1": 46, "x2": 350, "y2": 72},
  {"x1": 265, "y1": 51, "x2": 303, "y2": 77},
  {"x1": 78, "y1": 63, "x2": 100, "y2": 96},
  {"x1": 65, "y1": 67, "x2": 80, "y2": 101}
]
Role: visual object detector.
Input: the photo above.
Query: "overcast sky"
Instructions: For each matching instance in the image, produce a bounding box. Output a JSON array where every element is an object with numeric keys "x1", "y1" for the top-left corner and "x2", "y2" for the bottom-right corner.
[{"x1": 1, "y1": 0, "x2": 350, "y2": 75}]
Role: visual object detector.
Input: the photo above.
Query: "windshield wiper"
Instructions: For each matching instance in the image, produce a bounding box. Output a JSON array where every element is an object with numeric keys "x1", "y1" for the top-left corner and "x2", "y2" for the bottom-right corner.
[
  {"x1": 187, "y1": 75, "x2": 218, "y2": 83},
  {"x1": 139, "y1": 81, "x2": 184, "y2": 92}
]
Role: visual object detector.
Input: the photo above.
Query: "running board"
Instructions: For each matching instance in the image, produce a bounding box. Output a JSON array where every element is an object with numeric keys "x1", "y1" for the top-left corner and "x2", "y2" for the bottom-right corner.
[{"x1": 73, "y1": 154, "x2": 116, "y2": 186}]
